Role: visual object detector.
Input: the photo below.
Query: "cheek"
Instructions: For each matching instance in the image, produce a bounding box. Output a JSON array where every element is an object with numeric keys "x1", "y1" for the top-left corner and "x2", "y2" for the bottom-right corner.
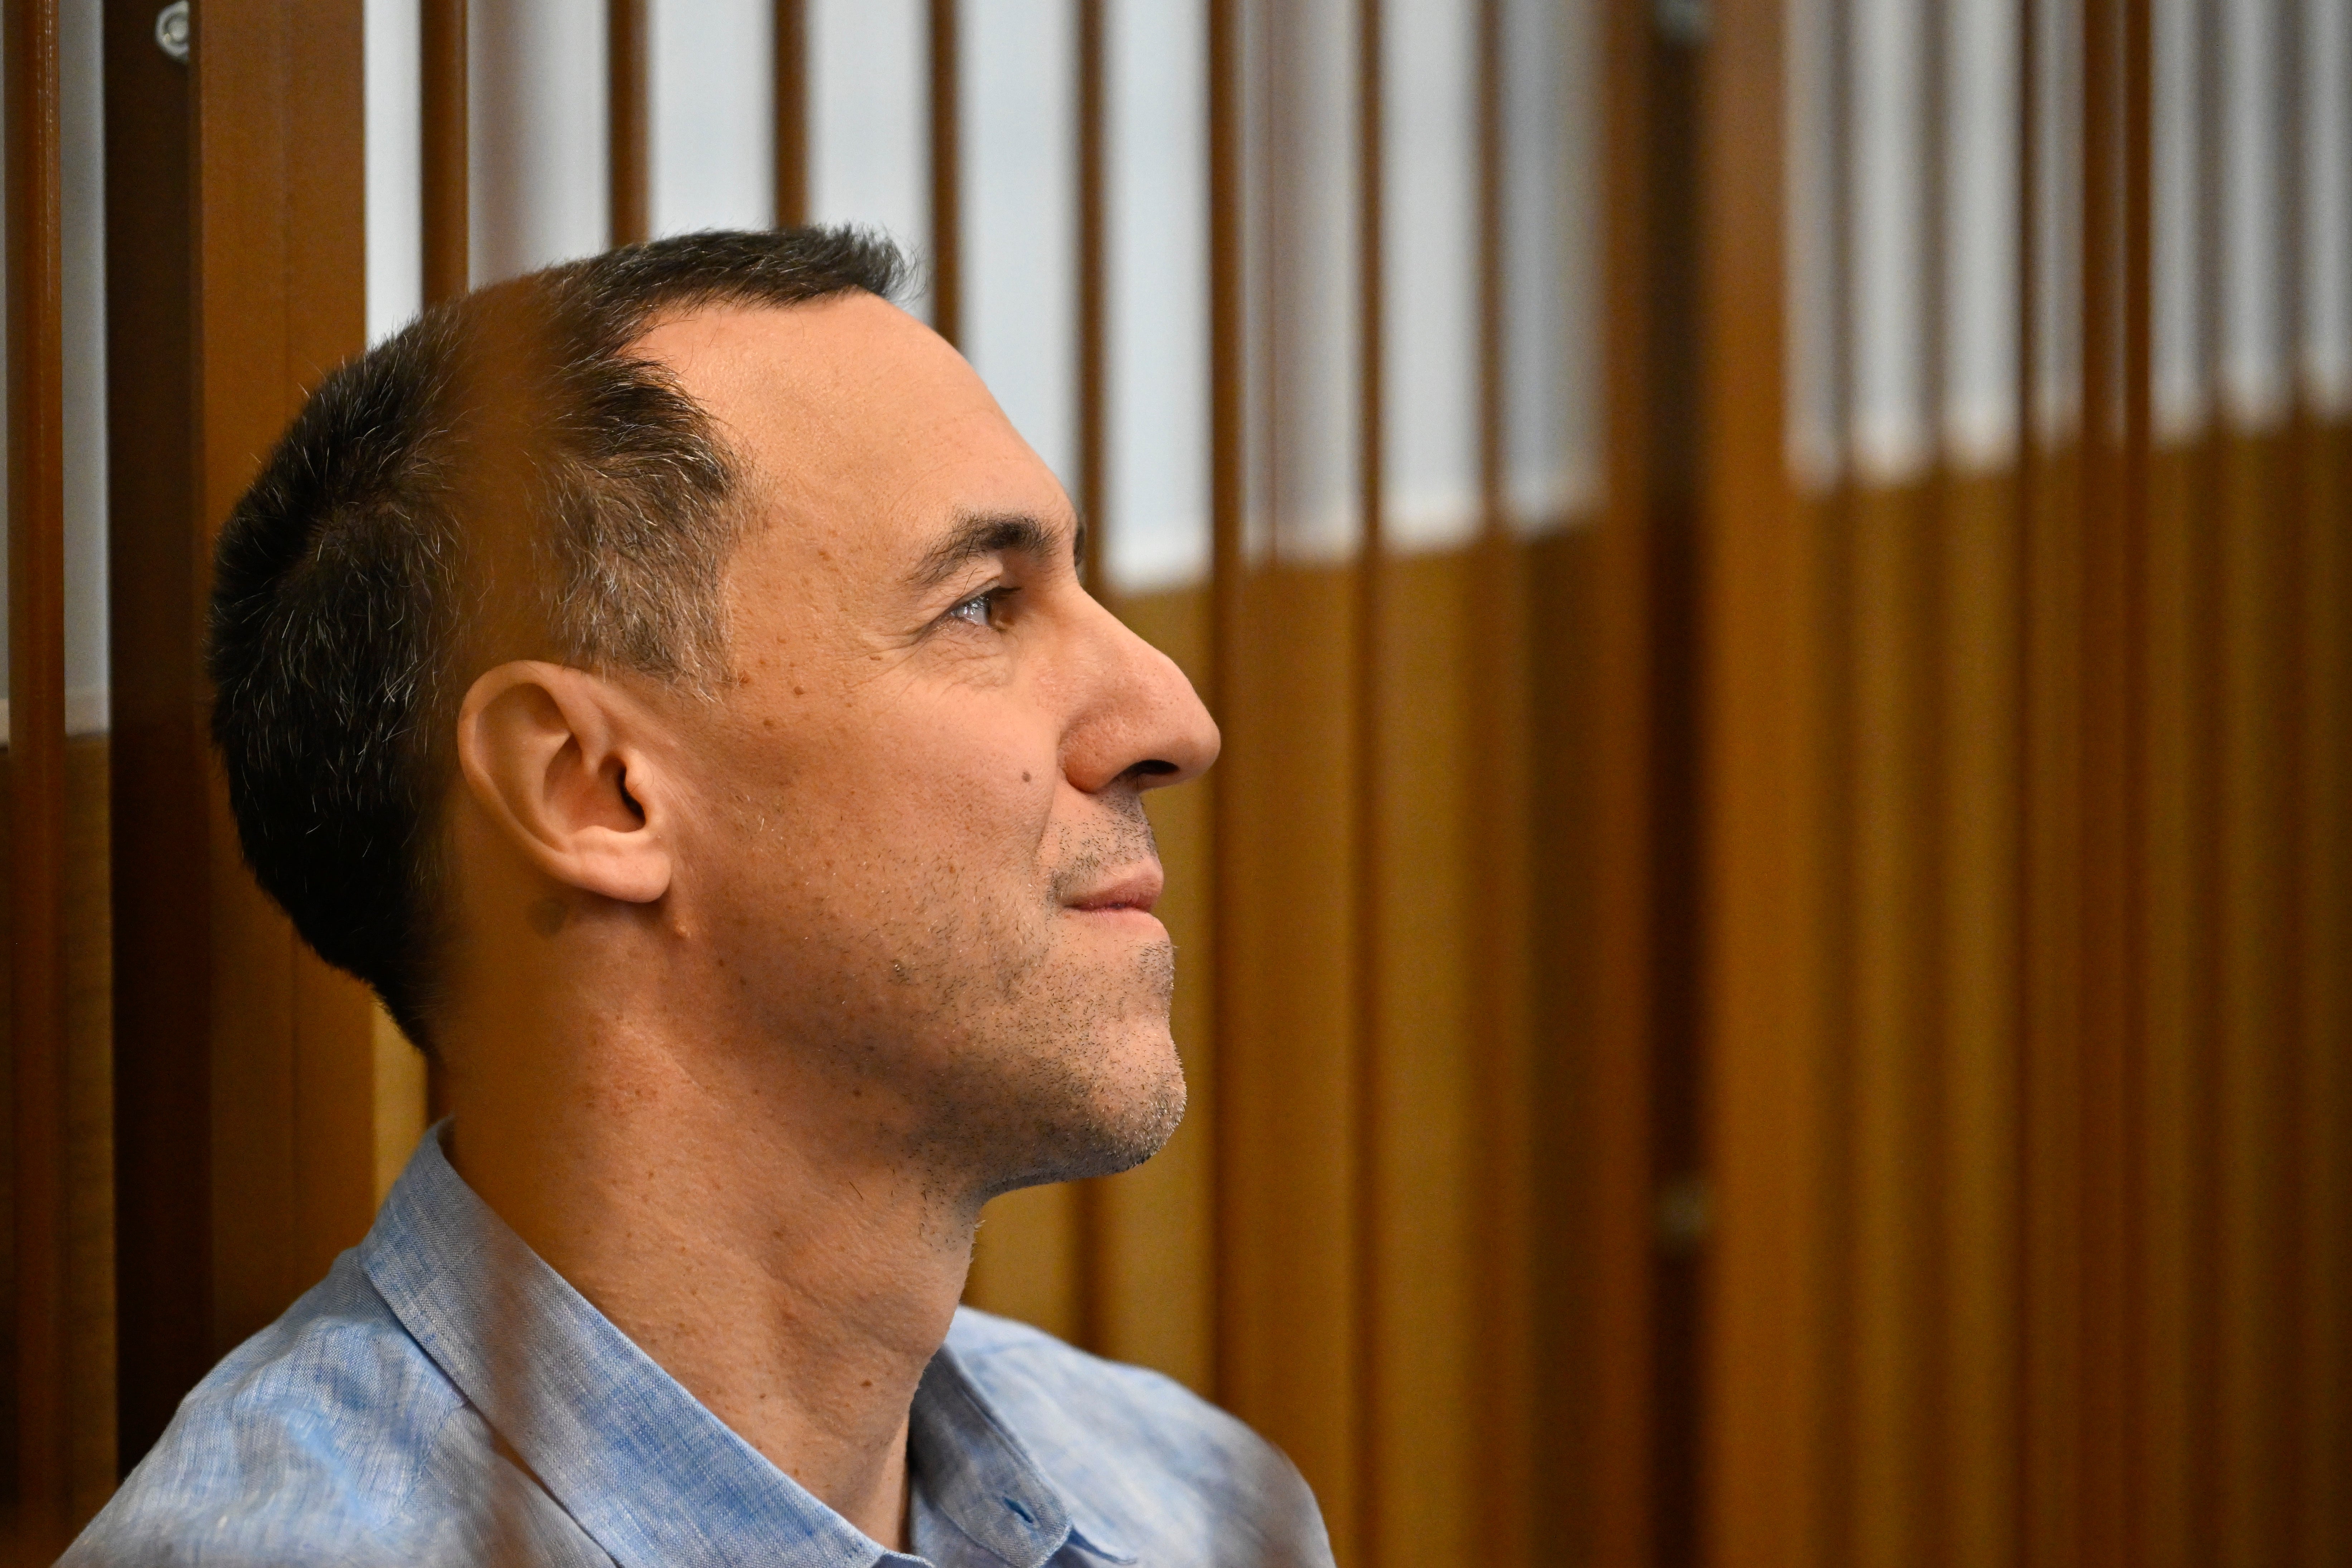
[{"x1": 708, "y1": 692, "x2": 1062, "y2": 890}]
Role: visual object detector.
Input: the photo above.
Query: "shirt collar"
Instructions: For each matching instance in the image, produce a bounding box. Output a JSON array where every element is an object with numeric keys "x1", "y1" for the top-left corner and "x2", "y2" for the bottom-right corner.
[{"x1": 361, "y1": 1123, "x2": 1113, "y2": 1568}]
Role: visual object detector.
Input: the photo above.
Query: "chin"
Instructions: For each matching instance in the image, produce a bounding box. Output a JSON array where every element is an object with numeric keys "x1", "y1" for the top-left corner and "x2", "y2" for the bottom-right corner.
[{"x1": 970, "y1": 1018, "x2": 1188, "y2": 1201}]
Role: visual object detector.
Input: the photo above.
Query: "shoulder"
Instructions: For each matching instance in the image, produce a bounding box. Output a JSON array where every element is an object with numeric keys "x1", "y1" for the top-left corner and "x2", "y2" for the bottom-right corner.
[
  {"x1": 63, "y1": 1253, "x2": 495, "y2": 1568},
  {"x1": 945, "y1": 1308, "x2": 1335, "y2": 1568}
]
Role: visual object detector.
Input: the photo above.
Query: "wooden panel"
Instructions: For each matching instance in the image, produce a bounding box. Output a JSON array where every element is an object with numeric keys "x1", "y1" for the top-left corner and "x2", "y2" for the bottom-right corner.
[
  {"x1": 1218, "y1": 562, "x2": 1364, "y2": 1562},
  {"x1": 609, "y1": 0, "x2": 649, "y2": 246},
  {"x1": 2293, "y1": 418, "x2": 2349, "y2": 1568},
  {"x1": 1521, "y1": 523, "x2": 1604, "y2": 1568},
  {"x1": 421, "y1": 0, "x2": 468, "y2": 303},
  {"x1": 2019, "y1": 431, "x2": 2086, "y2": 1568},
  {"x1": 964, "y1": 1184, "x2": 1082, "y2": 1343},
  {"x1": 1698, "y1": 0, "x2": 1836, "y2": 1564},
  {"x1": 58, "y1": 741, "x2": 113, "y2": 1525},
  {"x1": 1844, "y1": 477, "x2": 1939, "y2": 1568},
  {"x1": 1366, "y1": 548, "x2": 1479, "y2": 1568},
  {"x1": 0, "y1": 740, "x2": 115, "y2": 1537},
  {"x1": 926, "y1": 0, "x2": 960, "y2": 344},
  {"x1": 773, "y1": 0, "x2": 808, "y2": 226},
  {"x1": 2138, "y1": 434, "x2": 2219, "y2": 1568},
  {"x1": 2212, "y1": 425, "x2": 2295, "y2": 1568},
  {"x1": 189, "y1": 0, "x2": 377, "y2": 1352},
  {"x1": 101, "y1": 0, "x2": 213, "y2": 1474},
  {"x1": 1936, "y1": 465, "x2": 2023, "y2": 1568},
  {"x1": 8, "y1": 0, "x2": 73, "y2": 1544}
]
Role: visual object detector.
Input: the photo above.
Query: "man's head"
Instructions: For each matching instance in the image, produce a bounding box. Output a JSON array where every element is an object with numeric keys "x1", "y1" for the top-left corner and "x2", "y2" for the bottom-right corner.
[{"x1": 209, "y1": 228, "x2": 1218, "y2": 1202}]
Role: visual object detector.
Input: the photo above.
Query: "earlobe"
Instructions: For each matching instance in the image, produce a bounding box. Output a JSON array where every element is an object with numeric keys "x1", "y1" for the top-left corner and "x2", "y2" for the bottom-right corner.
[{"x1": 455, "y1": 661, "x2": 675, "y2": 906}]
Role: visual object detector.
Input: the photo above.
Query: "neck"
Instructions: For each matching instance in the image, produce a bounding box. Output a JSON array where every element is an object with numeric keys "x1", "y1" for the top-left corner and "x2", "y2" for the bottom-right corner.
[{"x1": 437, "y1": 972, "x2": 976, "y2": 1551}]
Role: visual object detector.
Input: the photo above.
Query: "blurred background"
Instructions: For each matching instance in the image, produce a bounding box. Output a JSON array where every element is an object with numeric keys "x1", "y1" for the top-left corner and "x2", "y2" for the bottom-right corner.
[{"x1": 2, "y1": 0, "x2": 2346, "y2": 1564}]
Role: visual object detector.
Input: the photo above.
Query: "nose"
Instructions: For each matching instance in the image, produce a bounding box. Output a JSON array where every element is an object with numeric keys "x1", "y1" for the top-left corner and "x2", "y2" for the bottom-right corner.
[{"x1": 1061, "y1": 600, "x2": 1221, "y2": 796}]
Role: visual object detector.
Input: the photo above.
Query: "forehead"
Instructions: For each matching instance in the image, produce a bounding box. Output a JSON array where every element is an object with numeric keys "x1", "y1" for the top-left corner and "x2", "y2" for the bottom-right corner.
[{"x1": 629, "y1": 293, "x2": 1070, "y2": 563}]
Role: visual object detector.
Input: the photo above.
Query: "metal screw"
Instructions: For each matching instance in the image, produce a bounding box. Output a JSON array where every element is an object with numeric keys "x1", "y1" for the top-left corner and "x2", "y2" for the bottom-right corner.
[{"x1": 155, "y1": 1, "x2": 191, "y2": 65}]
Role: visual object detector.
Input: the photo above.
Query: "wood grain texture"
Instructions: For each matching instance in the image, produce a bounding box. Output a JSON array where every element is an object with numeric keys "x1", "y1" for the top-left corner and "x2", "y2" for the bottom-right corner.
[
  {"x1": 772, "y1": 0, "x2": 808, "y2": 227},
  {"x1": 8, "y1": 0, "x2": 73, "y2": 1543},
  {"x1": 1698, "y1": 0, "x2": 1834, "y2": 1564},
  {"x1": 1216, "y1": 563, "x2": 1364, "y2": 1562},
  {"x1": 2212, "y1": 426, "x2": 2295, "y2": 1568},
  {"x1": 421, "y1": 0, "x2": 469, "y2": 302},
  {"x1": 608, "y1": 0, "x2": 649, "y2": 246},
  {"x1": 1845, "y1": 477, "x2": 1938, "y2": 1568},
  {"x1": 190, "y1": 0, "x2": 377, "y2": 1356},
  {"x1": 101, "y1": 0, "x2": 213, "y2": 1475},
  {"x1": 1937, "y1": 465, "x2": 2023, "y2": 1568}
]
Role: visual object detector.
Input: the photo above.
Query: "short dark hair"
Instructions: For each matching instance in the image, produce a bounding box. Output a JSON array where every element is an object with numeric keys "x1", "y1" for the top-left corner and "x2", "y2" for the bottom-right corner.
[{"x1": 207, "y1": 226, "x2": 907, "y2": 1050}]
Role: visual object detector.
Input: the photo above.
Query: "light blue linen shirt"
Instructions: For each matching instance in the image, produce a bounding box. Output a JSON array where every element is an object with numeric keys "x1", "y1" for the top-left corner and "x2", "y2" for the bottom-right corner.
[{"x1": 66, "y1": 1126, "x2": 1333, "y2": 1567}]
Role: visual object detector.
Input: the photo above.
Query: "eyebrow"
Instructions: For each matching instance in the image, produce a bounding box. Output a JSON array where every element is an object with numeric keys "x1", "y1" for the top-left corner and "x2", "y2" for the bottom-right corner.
[{"x1": 905, "y1": 510, "x2": 1082, "y2": 592}]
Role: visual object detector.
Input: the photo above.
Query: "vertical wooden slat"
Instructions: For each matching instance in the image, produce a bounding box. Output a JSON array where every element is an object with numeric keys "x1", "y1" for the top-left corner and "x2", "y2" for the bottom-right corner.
[
  {"x1": 2018, "y1": 0, "x2": 2085, "y2": 1559},
  {"x1": 2211, "y1": 0, "x2": 2295, "y2": 1553},
  {"x1": 1205, "y1": 0, "x2": 1244, "y2": 1420},
  {"x1": 2294, "y1": 421, "x2": 2348, "y2": 1568},
  {"x1": 608, "y1": 0, "x2": 649, "y2": 246},
  {"x1": 8, "y1": 0, "x2": 72, "y2": 1547},
  {"x1": 927, "y1": 0, "x2": 960, "y2": 344},
  {"x1": 1590, "y1": 0, "x2": 1663, "y2": 1557},
  {"x1": 1467, "y1": 0, "x2": 1536, "y2": 1560},
  {"x1": 2071, "y1": 0, "x2": 2152, "y2": 1554},
  {"x1": 1213, "y1": 0, "x2": 1368, "y2": 1549},
  {"x1": 190, "y1": 0, "x2": 374, "y2": 1354},
  {"x1": 103, "y1": 0, "x2": 209, "y2": 1475},
  {"x1": 1814, "y1": 2, "x2": 1858, "y2": 1559},
  {"x1": 1067, "y1": 0, "x2": 1111, "y2": 1354},
  {"x1": 772, "y1": 0, "x2": 808, "y2": 227},
  {"x1": 1074, "y1": 0, "x2": 1106, "y2": 598},
  {"x1": 1930, "y1": 5, "x2": 2026, "y2": 1564},
  {"x1": 421, "y1": 0, "x2": 468, "y2": 303},
  {"x1": 1700, "y1": 2, "x2": 1830, "y2": 1567},
  {"x1": 2273, "y1": 8, "x2": 2319, "y2": 1562},
  {"x1": 1349, "y1": 0, "x2": 1384, "y2": 1560}
]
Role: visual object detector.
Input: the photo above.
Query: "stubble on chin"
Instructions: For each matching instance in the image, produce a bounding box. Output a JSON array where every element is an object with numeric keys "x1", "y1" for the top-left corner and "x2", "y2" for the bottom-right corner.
[{"x1": 907, "y1": 805, "x2": 1188, "y2": 1204}]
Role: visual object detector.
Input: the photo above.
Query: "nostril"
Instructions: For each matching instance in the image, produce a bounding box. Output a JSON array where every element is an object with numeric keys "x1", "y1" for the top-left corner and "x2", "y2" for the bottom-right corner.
[{"x1": 1127, "y1": 758, "x2": 1179, "y2": 778}]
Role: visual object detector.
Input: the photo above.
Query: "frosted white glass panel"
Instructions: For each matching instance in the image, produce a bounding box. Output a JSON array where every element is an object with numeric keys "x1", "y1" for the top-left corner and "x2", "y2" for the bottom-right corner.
[
  {"x1": 651, "y1": 0, "x2": 776, "y2": 236},
  {"x1": 1504, "y1": 0, "x2": 1598, "y2": 527},
  {"x1": 472, "y1": 0, "x2": 611, "y2": 284},
  {"x1": 366, "y1": 0, "x2": 424, "y2": 344},
  {"x1": 1381, "y1": 0, "x2": 1478, "y2": 552},
  {"x1": 1105, "y1": 0, "x2": 1212, "y2": 595},
  {"x1": 2304, "y1": 0, "x2": 2350, "y2": 412},
  {"x1": 1944, "y1": 0, "x2": 2018, "y2": 470},
  {"x1": 962, "y1": 0, "x2": 1078, "y2": 491},
  {"x1": 0, "y1": 0, "x2": 112, "y2": 740},
  {"x1": 1785, "y1": 0, "x2": 1845, "y2": 489},
  {"x1": 2220, "y1": 0, "x2": 2284, "y2": 425},
  {"x1": 2032, "y1": 0, "x2": 2081, "y2": 438},
  {"x1": 809, "y1": 0, "x2": 932, "y2": 317},
  {"x1": 1852, "y1": 0, "x2": 1928, "y2": 481},
  {"x1": 2152, "y1": 0, "x2": 2207, "y2": 438},
  {"x1": 62, "y1": 0, "x2": 106, "y2": 735},
  {"x1": 1263, "y1": 0, "x2": 1359, "y2": 564}
]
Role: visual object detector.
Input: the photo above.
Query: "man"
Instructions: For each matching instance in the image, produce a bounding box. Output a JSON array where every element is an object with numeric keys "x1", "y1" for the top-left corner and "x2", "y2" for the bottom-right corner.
[{"x1": 69, "y1": 229, "x2": 1330, "y2": 1567}]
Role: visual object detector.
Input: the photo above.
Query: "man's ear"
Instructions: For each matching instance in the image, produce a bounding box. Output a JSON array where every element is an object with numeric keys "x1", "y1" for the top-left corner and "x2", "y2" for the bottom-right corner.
[{"x1": 454, "y1": 661, "x2": 675, "y2": 905}]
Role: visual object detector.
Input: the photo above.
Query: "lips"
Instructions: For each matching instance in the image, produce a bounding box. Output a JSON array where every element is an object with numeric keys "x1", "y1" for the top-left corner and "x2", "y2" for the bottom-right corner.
[{"x1": 1063, "y1": 864, "x2": 1164, "y2": 915}]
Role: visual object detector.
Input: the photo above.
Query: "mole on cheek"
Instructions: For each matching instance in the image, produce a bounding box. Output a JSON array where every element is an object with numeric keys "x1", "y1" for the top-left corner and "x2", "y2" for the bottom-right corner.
[{"x1": 1022, "y1": 771, "x2": 1032, "y2": 783}]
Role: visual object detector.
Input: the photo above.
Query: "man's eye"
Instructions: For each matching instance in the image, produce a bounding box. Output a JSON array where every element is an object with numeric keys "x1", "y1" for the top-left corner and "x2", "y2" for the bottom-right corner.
[{"x1": 947, "y1": 589, "x2": 999, "y2": 628}]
